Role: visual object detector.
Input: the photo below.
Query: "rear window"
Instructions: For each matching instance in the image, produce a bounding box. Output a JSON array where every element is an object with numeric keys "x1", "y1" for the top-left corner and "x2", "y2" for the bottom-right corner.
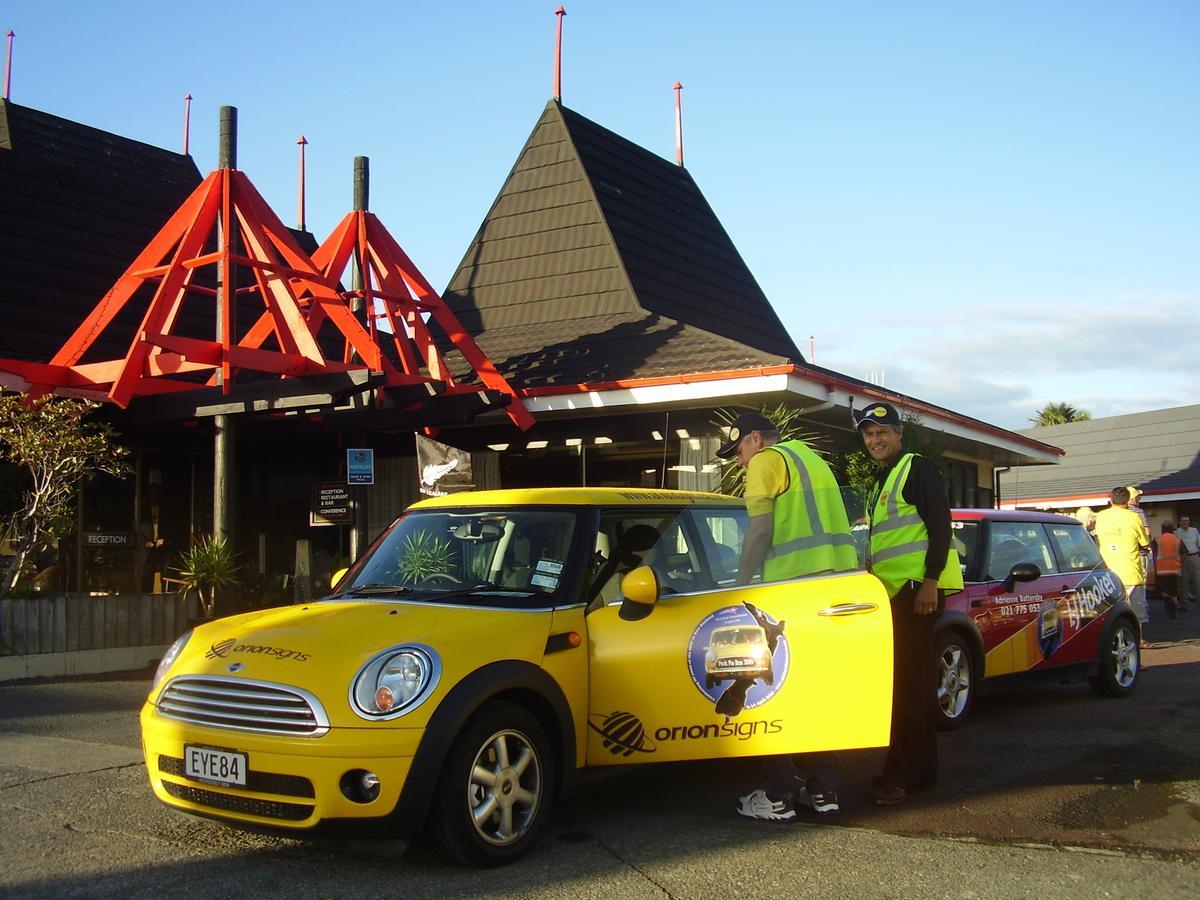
[{"x1": 1045, "y1": 520, "x2": 1103, "y2": 572}]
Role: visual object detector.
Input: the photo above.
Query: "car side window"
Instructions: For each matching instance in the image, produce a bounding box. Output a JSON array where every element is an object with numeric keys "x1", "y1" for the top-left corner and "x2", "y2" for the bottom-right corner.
[
  {"x1": 688, "y1": 508, "x2": 747, "y2": 586},
  {"x1": 587, "y1": 510, "x2": 696, "y2": 610},
  {"x1": 1045, "y1": 522, "x2": 1103, "y2": 573},
  {"x1": 985, "y1": 522, "x2": 1057, "y2": 581}
]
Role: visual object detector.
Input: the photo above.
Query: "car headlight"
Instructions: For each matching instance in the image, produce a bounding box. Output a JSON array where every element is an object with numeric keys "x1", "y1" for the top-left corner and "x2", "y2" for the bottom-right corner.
[
  {"x1": 151, "y1": 630, "x2": 193, "y2": 694},
  {"x1": 350, "y1": 644, "x2": 440, "y2": 720}
]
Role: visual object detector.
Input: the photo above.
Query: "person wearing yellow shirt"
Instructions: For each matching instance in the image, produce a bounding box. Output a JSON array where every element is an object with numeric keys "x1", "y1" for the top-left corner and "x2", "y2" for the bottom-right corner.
[
  {"x1": 717, "y1": 411, "x2": 857, "y2": 821},
  {"x1": 1094, "y1": 486, "x2": 1152, "y2": 646}
]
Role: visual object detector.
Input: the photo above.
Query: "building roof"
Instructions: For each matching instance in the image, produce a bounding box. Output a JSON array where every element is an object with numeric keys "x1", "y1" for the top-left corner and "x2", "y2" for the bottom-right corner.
[
  {"x1": 0, "y1": 99, "x2": 204, "y2": 363},
  {"x1": 0, "y1": 99, "x2": 326, "y2": 369},
  {"x1": 441, "y1": 100, "x2": 799, "y2": 389},
  {"x1": 998, "y1": 405, "x2": 1200, "y2": 505}
]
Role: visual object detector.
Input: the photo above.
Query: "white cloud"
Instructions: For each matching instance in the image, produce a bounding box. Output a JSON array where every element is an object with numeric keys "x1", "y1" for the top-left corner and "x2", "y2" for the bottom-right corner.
[{"x1": 811, "y1": 293, "x2": 1194, "y2": 430}]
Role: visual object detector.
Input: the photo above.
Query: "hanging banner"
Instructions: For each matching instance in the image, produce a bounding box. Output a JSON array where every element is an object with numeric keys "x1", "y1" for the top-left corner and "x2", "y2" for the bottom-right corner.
[{"x1": 416, "y1": 434, "x2": 474, "y2": 496}]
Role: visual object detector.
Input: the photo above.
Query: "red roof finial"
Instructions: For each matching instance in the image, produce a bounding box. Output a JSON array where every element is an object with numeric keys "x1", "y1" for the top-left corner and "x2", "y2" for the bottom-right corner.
[
  {"x1": 182, "y1": 94, "x2": 193, "y2": 155},
  {"x1": 4, "y1": 30, "x2": 15, "y2": 101},
  {"x1": 553, "y1": 6, "x2": 567, "y2": 102},
  {"x1": 673, "y1": 81, "x2": 684, "y2": 167},
  {"x1": 297, "y1": 135, "x2": 309, "y2": 231}
]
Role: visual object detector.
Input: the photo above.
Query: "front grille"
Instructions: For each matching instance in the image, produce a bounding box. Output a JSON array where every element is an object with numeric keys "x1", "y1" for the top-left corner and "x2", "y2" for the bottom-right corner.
[
  {"x1": 157, "y1": 675, "x2": 329, "y2": 736},
  {"x1": 158, "y1": 754, "x2": 315, "y2": 798},
  {"x1": 162, "y1": 780, "x2": 314, "y2": 821}
]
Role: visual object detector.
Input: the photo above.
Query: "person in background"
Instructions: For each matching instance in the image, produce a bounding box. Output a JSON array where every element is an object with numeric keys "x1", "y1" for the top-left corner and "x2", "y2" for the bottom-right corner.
[
  {"x1": 858, "y1": 402, "x2": 963, "y2": 806},
  {"x1": 1127, "y1": 486, "x2": 1152, "y2": 583},
  {"x1": 1075, "y1": 507, "x2": 1097, "y2": 539},
  {"x1": 1176, "y1": 515, "x2": 1200, "y2": 609},
  {"x1": 1155, "y1": 522, "x2": 1182, "y2": 619},
  {"x1": 717, "y1": 411, "x2": 858, "y2": 821},
  {"x1": 1095, "y1": 487, "x2": 1152, "y2": 646}
]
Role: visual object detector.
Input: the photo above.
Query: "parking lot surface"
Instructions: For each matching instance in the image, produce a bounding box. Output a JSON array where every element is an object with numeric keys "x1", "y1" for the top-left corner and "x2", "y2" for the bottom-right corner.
[{"x1": 1, "y1": 609, "x2": 1197, "y2": 898}]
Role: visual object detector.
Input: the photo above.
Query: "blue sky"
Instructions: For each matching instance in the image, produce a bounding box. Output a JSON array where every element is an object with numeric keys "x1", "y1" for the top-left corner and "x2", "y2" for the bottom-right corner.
[{"x1": 6, "y1": 1, "x2": 1197, "y2": 430}]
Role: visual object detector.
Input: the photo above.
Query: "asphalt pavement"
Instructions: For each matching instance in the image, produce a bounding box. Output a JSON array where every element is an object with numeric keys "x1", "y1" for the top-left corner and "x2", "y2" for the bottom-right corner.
[{"x1": 0, "y1": 601, "x2": 1197, "y2": 898}]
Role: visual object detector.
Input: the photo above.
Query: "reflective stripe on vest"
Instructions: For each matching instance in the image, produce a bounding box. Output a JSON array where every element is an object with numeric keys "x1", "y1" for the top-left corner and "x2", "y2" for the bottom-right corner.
[
  {"x1": 867, "y1": 453, "x2": 963, "y2": 596},
  {"x1": 762, "y1": 441, "x2": 858, "y2": 581}
]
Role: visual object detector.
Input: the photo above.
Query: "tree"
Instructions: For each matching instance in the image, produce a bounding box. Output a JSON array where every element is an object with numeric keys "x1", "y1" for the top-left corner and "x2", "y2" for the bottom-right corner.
[
  {"x1": 0, "y1": 395, "x2": 130, "y2": 598},
  {"x1": 1030, "y1": 402, "x2": 1091, "y2": 426}
]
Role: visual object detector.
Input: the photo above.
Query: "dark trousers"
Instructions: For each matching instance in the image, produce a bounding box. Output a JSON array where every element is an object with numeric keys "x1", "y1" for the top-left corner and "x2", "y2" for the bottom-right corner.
[
  {"x1": 880, "y1": 581, "x2": 938, "y2": 790},
  {"x1": 763, "y1": 752, "x2": 839, "y2": 797}
]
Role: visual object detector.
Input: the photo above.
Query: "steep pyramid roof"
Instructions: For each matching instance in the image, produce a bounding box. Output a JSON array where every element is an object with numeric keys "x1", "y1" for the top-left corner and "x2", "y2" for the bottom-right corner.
[{"x1": 442, "y1": 100, "x2": 801, "y2": 389}]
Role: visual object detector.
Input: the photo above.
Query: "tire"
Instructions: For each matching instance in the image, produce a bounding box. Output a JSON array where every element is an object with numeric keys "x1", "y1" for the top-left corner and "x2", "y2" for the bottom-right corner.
[
  {"x1": 934, "y1": 630, "x2": 977, "y2": 730},
  {"x1": 431, "y1": 700, "x2": 556, "y2": 867},
  {"x1": 1088, "y1": 617, "x2": 1140, "y2": 698}
]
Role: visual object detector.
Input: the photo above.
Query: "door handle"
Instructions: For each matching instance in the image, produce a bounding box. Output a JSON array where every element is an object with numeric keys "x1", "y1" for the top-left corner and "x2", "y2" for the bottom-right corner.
[
  {"x1": 818, "y1": 603, "x2": 879, "y2": 616},
  {"x1": 1061, "y1": 587, "x2": 1078, "y2": 595}
]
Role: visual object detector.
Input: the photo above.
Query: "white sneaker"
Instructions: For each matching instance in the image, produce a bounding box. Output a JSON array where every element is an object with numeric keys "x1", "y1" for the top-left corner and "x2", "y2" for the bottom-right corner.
[
  {"x1": 795, "y1": 782, "x2": 840, "y2": 814},
  {"x1": 736, "y1": 788, "x2": 796, "y2": 821}
]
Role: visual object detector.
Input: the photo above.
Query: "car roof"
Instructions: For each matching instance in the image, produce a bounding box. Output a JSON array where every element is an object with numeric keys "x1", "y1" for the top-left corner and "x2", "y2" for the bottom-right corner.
[
  {"x1": 410, "y1": 486, "x2": 743, "y2": 510},
  {"x1": 952, "y1": 508, "x2": 1080, "y2": 525}
]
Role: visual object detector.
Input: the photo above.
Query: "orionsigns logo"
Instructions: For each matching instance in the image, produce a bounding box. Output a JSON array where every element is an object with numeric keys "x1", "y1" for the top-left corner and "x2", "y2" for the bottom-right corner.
[{"x1": 205, "y1": 638, "x2": 310, "y2": 662}]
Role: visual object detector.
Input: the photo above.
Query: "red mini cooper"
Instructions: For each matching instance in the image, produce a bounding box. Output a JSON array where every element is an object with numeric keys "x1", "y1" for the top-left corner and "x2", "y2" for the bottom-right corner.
[{"x1": 934, "y1": 509, "x2": 1140, "y2": 728}]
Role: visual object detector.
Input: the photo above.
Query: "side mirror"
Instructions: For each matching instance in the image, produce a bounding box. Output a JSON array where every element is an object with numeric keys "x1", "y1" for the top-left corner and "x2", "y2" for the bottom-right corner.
[
  {"x1": 331, "y1": 567, "x2": 349, "y2": 590},
  {"x1": 618, "y1": 566, "x2": 660, "y2": 620},
  {"x1": 1002, "y1": 562, "x2": 1041, "y2": 593}
]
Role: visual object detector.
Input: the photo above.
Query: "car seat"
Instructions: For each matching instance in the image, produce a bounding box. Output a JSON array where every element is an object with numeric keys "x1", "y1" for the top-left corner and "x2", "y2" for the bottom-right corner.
[{"x1": 587, "y1": 524, "x2": 662, "y2": 606}]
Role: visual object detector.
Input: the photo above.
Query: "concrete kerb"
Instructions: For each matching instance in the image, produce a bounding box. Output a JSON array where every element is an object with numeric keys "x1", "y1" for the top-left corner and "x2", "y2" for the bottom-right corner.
[{"x1": 0, "y1": 645, "x2": 167, "y2": 682}]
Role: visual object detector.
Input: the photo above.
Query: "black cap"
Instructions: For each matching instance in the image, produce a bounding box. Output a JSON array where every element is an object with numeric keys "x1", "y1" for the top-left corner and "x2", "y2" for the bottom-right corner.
[
  {"x1": 715, "y1": 411, "x2": 777, "y2": 459},
  {"x1": 855, "y1": 402, "x2": 902, "y2": 429}
]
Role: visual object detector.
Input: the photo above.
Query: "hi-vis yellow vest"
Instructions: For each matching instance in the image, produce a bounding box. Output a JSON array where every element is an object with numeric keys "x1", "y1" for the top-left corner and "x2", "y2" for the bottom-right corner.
[
  {"x1": 762, "y1": 441, "x2": 858, "y2": 581},
  {"x1": 867, "y1": 453, "x2": 964, "y2": 597}
]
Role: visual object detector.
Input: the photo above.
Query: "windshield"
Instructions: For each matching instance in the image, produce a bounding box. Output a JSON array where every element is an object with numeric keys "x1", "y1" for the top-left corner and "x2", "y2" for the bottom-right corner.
[{"x1": 337, "y1": 508, "x2": 580, "y2": 608}]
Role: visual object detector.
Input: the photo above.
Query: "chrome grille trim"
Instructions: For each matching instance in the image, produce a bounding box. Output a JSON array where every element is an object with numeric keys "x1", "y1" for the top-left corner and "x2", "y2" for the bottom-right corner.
[{"x1": 157, "y1": 675, "x2": 330, "y2": 737}]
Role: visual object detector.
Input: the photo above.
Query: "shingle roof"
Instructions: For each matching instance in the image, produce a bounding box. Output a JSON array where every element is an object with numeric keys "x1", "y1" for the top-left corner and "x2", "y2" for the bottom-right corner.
[
  {"x1": 999, "y1": 405, "x2": 1200, "y2": 500},
  {"x1": 441, "y1": 100, "x2": 799, "y2": 388},
  {"x1": 0, "y1": 99, "x2": 204, "y2": 362},
  {"x1": 0, "y1": 100, "x2": 333, "y2": 370}
]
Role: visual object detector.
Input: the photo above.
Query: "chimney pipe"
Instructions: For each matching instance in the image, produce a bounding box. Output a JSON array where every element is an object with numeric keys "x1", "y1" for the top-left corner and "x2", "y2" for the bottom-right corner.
[
  {"x1": 673, "y1": 81, "x2": 684, "y2": 166},
  {"x1": 3, "y1": 30, "x2": 14, "y2": 100},
  {"x1": 553, "y1": 6, "x2": 566, "y2": 102},
  {"x1": 353, "y1": 155, "x2": 369, "y2": 212},
  {"x1": 218, "y1": 105, "x2": 237, "y2": 169},
  {"x1": 182, "y1": 94, "x2": 192, "y2": 155},
  {"x1": 296, "y1": 135, "x2": 308, "y2": 230}
]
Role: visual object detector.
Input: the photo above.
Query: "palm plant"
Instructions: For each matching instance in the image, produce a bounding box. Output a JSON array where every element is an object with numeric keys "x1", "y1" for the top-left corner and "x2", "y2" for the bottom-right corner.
[
  {"x1": 712, "y1": 403, "x2": 827, "y2": 498},
  {"x1": 397, "y1": 530, "x2": 454, "y2": 584},
  {"x1": 175, "y1": 535, "x2": 239, "y2": 618}
]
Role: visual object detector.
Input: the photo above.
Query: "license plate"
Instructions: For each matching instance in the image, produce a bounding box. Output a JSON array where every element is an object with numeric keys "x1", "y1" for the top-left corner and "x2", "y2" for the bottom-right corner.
[{"x1": 184, "y1": 745, "x2": 247, "y2": 786}]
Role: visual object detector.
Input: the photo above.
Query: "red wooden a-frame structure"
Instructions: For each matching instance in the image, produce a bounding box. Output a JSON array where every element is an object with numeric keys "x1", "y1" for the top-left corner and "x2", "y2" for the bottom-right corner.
[
  {"x1": 312, "y1": 209, "x2": 535, "y2": 429},
  {"x1": 0, "y1": 165, "x2": 533, "y2": 429}
]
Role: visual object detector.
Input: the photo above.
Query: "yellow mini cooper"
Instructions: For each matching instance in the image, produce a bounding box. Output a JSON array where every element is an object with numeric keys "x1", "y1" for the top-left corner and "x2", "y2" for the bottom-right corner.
[{"x1": 141, "y1": 488, "x2": 893, "y2": 865}]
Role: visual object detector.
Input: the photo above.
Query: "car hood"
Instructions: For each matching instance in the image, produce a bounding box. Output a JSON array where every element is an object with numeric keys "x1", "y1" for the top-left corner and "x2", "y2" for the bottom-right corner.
[{"x1": 157, "y1": 599, "x2": 554, "y2": 722}]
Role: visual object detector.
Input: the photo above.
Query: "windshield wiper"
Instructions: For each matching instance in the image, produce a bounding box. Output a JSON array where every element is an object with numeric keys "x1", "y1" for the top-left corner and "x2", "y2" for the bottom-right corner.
[{"x1": 341, "y1": 583, "x2": 413, "y2": 597}]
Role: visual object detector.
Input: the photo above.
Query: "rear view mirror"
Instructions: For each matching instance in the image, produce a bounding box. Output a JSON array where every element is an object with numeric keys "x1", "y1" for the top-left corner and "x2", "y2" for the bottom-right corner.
[
  {"x1": 330, "y1": 567, "x2": 349, "y2": 590},
  {"x1": 1003, "y1": 562, "x2": 1041, "y2": 592},
  {"x1": 450, "y1": 519, "x2": 504, "y2": 543}
]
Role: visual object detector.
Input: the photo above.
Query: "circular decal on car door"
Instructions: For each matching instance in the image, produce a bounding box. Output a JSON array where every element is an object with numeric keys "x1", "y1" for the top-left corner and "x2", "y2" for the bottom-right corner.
[{"x1": 687, "y1": 602, "x2": 789, "y2": 717}]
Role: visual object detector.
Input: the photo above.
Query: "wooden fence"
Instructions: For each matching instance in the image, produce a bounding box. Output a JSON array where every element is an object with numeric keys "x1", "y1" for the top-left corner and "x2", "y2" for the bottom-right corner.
[{"x1": 0, "y1": 593, "x2": 191, "y2": 656}]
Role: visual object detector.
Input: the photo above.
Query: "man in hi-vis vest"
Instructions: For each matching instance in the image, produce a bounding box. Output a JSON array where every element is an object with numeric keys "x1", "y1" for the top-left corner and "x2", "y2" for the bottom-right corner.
[
  {"x1": 717, "y1": 411, "x2": 858, "y2": 821},
  {"x1": 858, "y1": 402, "x2": 963, "y2": 806}
]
